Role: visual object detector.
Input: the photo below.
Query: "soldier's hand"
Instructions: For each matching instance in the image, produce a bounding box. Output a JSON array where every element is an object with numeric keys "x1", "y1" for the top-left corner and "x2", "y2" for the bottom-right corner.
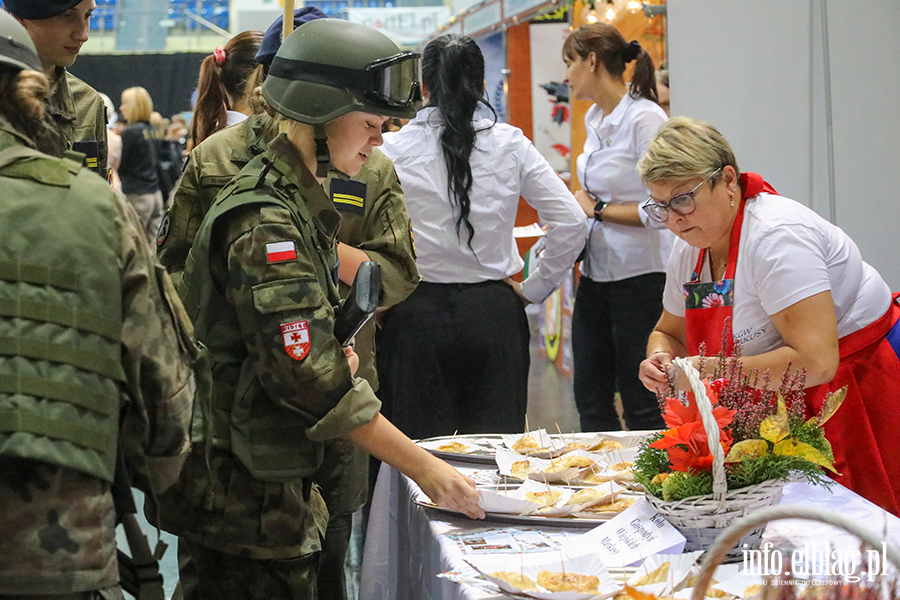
[
  {"x1": 417, "y1": 459, "x2": 484, "y2": 520},
  {"x1": 344, "y1": 345, "x2": 359, "y2": 376},
  {"x1": 344, "y1": 414, "x2": 484, "y2": 519}
]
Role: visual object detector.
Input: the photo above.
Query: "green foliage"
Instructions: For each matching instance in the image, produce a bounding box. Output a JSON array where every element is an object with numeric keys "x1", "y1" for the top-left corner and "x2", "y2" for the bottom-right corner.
[
  {"x1": 726, "y1": 453, "x2": 833, "y2": 491},
  {"x1": 788, "y1": 417, "x2": 834, "y2": 460},
  {"x1": 725, "y1": 454, "x2": 786, "y2": 489},
  {"x1": 633, "y1": 433, "x2": 668, "y2": 495},
  {"x1": 662, "y1": 470, "x2": 713, "y2": 501}
]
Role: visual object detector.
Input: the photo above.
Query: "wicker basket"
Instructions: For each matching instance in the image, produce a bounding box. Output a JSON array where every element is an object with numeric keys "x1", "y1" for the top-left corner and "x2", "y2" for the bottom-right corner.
[
  {"x1": 688, "y1": 505, "x2": 900, "y2": 600},
  {"x1": 645, "y1": 358, "x2": 787, "y2": 558}
]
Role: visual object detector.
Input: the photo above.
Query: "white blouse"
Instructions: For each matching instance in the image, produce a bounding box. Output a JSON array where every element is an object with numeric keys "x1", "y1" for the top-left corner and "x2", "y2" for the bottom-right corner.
[
  {"x1": 381, "y1": 106, "x2": 587, "y2": 304},
  {"x1": 577, "y1": 94, "x2": 673, "y2": 282}
]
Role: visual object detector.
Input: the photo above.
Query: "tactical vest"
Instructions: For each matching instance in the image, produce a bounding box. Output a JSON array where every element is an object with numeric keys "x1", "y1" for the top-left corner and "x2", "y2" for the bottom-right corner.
[
  {"x1": 0, "y1": 145, "x2": 125, "y2": 483},
  {"x1": 179, "y1": 152, "x2": 341, "y2": 482}
]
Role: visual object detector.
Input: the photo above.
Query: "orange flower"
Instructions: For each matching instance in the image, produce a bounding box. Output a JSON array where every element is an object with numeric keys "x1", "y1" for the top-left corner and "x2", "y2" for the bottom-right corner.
[
  {"x1": 661, "y1": 380, "x2": 724, "y2": 428},
  {"x1": 651, "y1": 381, "x2": 737, "y2": 473},
  {"x1": 651, "y1": 422, "x2": 728, "y2": 472},
  {"x1": 667, "y1": 445, "x2": 716, "y2": 472}
]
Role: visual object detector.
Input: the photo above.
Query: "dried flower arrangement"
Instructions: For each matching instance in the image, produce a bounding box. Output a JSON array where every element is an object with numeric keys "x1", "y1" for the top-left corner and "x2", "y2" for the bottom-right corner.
[{"x1": 634, "y1": 341, "x2": 847, "y2": 503}]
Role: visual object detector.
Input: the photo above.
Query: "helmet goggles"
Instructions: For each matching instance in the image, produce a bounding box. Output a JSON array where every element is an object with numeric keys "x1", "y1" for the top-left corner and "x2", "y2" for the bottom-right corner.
[
  {"x1": 269, "y1": 51, "x2": 422, "y2": 110},
  {"x1": 367, "y1": 52, "x2": 422, "y2": 107}
]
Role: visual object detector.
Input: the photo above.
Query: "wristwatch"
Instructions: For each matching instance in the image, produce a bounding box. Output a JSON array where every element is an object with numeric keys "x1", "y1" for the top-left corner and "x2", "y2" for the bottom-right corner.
[{"x1": 593, "y1": 199, "x2": 608, "y2": 221}]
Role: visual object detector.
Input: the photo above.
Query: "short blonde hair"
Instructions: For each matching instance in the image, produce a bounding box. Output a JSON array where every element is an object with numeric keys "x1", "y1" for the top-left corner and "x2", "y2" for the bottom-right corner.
[
  {"x1": 122, "y1": 86, "x2": 153, "y2": 123},
  {"x1": 637, "y1": 116, "x2": 739, "y2": 188}
]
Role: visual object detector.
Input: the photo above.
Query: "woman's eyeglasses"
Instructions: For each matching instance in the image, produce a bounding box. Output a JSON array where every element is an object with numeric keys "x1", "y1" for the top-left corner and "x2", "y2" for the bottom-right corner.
[{"x1": 642, "y1": 168, "x2": 721, "y2": 223}]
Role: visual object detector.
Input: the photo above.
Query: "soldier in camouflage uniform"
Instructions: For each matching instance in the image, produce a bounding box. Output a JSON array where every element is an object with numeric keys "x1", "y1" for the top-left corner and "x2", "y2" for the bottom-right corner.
[
  {"x1": 5, "y1": 0, "x2": 109, "y2": 179},
  {"x1": 156, "y1": 9, "x2": 418, "y2": 600},
  {"x1": 0, "y1": 13, "x2": 195, "y2": 599},
  {"x1": 151, "y1": 19, "x2": 482, "y2": 600}
]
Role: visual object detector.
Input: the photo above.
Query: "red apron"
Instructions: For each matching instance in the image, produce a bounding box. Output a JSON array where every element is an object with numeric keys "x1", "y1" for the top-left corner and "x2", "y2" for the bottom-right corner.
[
  {"x1": 684, "y1": 172, "x2": 776, "y2": 355},
  {"x1": 684, "y1": 173, "x2": 900, "y2": 515},
  {"x1": 805, "y1": 293, "x2": 900, "y2": 515}
]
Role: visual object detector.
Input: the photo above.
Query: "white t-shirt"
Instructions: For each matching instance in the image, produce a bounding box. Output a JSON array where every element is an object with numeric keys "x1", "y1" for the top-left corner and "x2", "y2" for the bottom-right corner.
[
  {"x1": 381, "y1": 106, "x2": 587, "y2": 304},
  {"x1": 577, "y1": 94, "x2": 674, "y2": 282},
  {"x1": 663, "y1": 193, "x2": 891, "y2": 355}
]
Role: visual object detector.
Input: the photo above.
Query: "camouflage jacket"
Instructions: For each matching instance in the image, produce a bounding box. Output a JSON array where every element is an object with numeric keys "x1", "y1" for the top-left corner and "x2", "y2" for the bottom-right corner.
[
  {"x1": 33, "y1": 67, "x2": 109, "y2": 179},
  {"x1": 153, "y1": 135, "x2": 386, "y2": 558},
  {"x1": 0, "y1": 120, "x2": 194, "y2": 594},
  {"x1": 157, "y1": 113, "x2": 419, "y2": 388},
  {"x1": 157, "y1": 115, "x2": 418, "y2": 515}
]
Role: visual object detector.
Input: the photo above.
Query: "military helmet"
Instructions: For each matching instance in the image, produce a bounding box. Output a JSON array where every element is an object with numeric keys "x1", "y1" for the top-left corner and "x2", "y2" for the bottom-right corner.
[
  {"x1": 0, "y1": 10, "x2": 42, "y2": 72},
  {"x1": 262, "y1": 19, "x2": 420, "y2": 124}
]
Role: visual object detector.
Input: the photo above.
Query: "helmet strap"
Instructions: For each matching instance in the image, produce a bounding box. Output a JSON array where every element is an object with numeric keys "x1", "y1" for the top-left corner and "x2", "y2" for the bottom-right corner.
[{"x1": 313, "y1": 124, "x2": 330, "y2": 178}]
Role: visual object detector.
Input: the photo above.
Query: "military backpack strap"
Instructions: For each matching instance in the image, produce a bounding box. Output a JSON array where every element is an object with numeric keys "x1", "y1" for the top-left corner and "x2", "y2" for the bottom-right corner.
[
  {"x1": 62, "y1": 149, "x2": 87, "y2": 174},
  {"x1": 0, "y1": 144, "x2": 44, "y2": 170},
  {"x1": 258, "y1": 165, "x2": 344, "y2": 308},
  {"x1": 0, "y1": 146, "x2": 82, "y2": 175},
  {"x1": 113, "y1": 444, "x2": 166, "y2": 600},
  {"x1": 0, "y1": 145, "x2": 82, "y2": 187}
]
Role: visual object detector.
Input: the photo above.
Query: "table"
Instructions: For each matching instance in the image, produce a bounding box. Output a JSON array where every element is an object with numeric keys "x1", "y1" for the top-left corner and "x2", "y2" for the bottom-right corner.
[{"x1": 360, "y1": 462, "x2": 900, "y2": 600}]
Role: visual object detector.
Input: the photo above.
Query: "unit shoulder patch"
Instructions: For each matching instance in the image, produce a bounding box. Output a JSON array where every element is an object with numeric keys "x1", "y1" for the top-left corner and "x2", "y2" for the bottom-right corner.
[{"x1": 281, "y1": 320, "x2": 310, "y2": 360}]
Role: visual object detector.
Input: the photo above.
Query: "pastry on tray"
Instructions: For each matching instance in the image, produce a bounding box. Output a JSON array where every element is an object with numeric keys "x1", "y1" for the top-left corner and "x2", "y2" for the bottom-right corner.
[
  {"x1": 490, "y1": 571, "x2": 538, "y2": 591},
  {"x1": 577, "y1": 496, "x2": 636, "y2": 514},
  {"x1": 512, "y1": 435, "x2": 540, "y2": 451},
  {"x1": 565, "y1": 488, "x2": 609, "y2": 506},
  {"x1": 545, "y1": 454, "x2": 594, "y2": 473},
  {"x1": 632, "y1": 562, "x2": 671, "y2": 586},
  {"x1": 525, "y1": 489, "x2": 563, "y2": 507},
  {"x1": 510, "y1": 460, "x2": 533, "y2": 480},
  {"x1": 435, "y1": 440, "x2": 469, "y2": 453},
  {"x1": 536, "y1": 570, "x2": 600, "y2": 593}
]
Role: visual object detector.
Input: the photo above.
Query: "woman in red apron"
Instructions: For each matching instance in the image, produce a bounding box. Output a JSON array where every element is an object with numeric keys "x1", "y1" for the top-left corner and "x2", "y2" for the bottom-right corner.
[{"x1": 635, "y1": 117, "x2": 900, "y2": 515}]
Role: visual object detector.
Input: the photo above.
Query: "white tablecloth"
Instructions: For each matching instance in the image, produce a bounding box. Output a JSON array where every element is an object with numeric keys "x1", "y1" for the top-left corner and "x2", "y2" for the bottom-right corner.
[{"x1": 360, "y1": 463, "x2": 900, "y2": 600}]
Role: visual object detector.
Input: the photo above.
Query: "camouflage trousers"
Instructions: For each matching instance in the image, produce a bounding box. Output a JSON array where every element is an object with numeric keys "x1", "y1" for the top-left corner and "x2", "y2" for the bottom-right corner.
[
  {"x1": 175, "y1": 540, "x2": 318, "y2": 600},
  {"x1": 316, "y1": 513, "x2": 354, "y2": 600},
  {"x1": 174, "y1": 513, "x2": 354, "y2": 600}
]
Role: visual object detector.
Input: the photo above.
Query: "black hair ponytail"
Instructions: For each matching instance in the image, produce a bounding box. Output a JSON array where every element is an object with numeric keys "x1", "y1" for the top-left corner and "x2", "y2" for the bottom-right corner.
[
  {"x1": 422, "y1": 34, "x2": 496, "y2": 251},
  {"x1": 626, "y1": 43, "x2": 658, "y2": 103}
]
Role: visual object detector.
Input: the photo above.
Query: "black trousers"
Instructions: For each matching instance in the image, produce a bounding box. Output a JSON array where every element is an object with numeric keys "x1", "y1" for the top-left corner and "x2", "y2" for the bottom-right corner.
[
  {"x1": 571, "y1": 273, "x2": 667, "y2": 432},
  {"x1": 378, "y1": 280, "x2": 530, "y2": 439}
]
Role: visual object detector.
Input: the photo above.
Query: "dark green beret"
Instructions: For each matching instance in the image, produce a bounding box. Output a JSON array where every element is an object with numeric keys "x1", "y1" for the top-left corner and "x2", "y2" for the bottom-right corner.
[{"x1": 4, "y1": 0, "x2": 85, "y2": 20}]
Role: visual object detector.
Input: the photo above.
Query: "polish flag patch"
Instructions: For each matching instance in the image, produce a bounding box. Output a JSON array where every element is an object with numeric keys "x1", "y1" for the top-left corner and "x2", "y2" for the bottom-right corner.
[
  {"x1": 266, "y1": 241, "x2": 297, "y2": 263},
  {"x1": 281, "y1": 321, "x2": 310, "y2": 361}
]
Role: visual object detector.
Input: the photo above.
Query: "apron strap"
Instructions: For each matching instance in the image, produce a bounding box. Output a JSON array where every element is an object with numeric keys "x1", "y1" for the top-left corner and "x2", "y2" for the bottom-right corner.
[
  {"x1": 691, "y1": 171, "x2": 777, "y2": 282},
  {"x1": 740, "y1": 171, "x2": 778, "y2": 198},
  {"x1": 838, "y1": 293, "x2": 900, "y2": 359}
]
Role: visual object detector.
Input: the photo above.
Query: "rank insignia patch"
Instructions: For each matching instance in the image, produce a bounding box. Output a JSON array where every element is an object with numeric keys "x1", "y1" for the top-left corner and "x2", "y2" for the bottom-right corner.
[
  {"x1": 72, "y1": 140, "x2": 100, "y2": 173},
  {"x1": 281, "y1": 321, "x2": 310, "y2": 361},
  {"x1": 330, "y1": 179, "x2": 366, "y2": 215}
]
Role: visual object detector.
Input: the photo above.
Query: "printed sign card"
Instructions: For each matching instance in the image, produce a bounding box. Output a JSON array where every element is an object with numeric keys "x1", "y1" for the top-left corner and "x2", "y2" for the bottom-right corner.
[{"x1": 564, "y1": 498, "x2": 685, "y2": 566}]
